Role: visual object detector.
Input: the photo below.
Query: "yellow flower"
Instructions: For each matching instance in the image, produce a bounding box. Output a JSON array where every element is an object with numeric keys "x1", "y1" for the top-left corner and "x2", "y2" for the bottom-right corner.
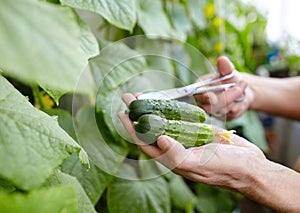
[
  {"x1": 213, "y1": 41, "x2": 224, "y2": 53},
  {"x1": 212, "y1": 17, "x2": 224, "y2": 28},
  {"x1": 41, "y1": 94, "x2": 55, "y2": 109},
  {"x1": 216, "y1": 130, "x2": 236, "y2": 144},
  {"x1": 204, "y1": 3, "x2": 215, "y2": 18}
]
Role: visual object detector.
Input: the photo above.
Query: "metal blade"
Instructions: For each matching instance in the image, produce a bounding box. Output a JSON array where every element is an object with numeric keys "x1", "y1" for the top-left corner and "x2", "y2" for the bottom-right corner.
[
  {"x1": 192, "y1": 83, "x2": 236, "y2": 94},
  {"x1": 137, "y1": 87, "x2": 192, "y2": 100}
]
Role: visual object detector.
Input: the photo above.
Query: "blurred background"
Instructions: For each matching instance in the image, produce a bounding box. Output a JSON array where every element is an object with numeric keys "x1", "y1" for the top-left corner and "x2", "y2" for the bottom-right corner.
[
  {"x1": 241, "y1": 0, "x2": 300, "y2": 172},
  {"x1": 242, "y1": 0, "x2": 300, "y2": 46}
]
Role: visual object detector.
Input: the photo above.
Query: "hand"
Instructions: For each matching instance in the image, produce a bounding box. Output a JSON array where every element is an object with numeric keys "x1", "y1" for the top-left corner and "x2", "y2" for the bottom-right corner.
[
  {"x1": 194, "y1": 56, "x2": 254, "y2": 120},
  {"x1": 118, "y1": 93, "x2": 265, "y2": 189}
]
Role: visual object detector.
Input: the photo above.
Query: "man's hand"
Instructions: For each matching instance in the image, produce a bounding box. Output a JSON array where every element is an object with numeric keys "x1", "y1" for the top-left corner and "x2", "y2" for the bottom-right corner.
[
  {"x1": 118, "y1": 93, "x2": 265, "y2": 189},
  {"x1": 194, "y1": 56, "x2": 253, "y2": 120}
]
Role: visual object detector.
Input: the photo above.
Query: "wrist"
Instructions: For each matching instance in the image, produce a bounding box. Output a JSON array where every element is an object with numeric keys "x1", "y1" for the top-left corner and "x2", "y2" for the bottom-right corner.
[
  {"x1": 240, "y1": 158, "x2": 270, "y2": 197},
  {"x1": 240, "y1": 73, "x2": 258, "y2": 111},
  {"x1": 227, "y1": 153, "x2": 265, "y2": 194},
  {"x1": 238, "y1": 157, "x2": 300, "y2": 212}
]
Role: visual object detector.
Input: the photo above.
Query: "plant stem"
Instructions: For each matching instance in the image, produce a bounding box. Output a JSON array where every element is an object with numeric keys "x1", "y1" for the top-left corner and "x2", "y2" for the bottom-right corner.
[{"x1": 32, "y1": 85, "x2": 44, "y2": 109}]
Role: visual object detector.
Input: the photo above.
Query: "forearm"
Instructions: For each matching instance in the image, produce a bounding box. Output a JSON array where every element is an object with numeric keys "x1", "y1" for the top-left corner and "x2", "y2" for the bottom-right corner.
[
  {"x1": 242, "y1": 73, "x2": 300, "y2": 120},
  {"x1": 238, "y1": 158, "x2": 300, "y2": 212}
]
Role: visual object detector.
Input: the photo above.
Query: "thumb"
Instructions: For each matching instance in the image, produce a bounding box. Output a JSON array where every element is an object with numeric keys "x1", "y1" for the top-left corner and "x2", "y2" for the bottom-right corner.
[
  {"x1": 156, "y1": 135, "x2": 190, "y2": 167},
  {"x1": 157, "y1": 135, "x2": 184, "y2": 152},
  {"x1": 216, "y1": 56, "x2": 235, "y2": 76}
]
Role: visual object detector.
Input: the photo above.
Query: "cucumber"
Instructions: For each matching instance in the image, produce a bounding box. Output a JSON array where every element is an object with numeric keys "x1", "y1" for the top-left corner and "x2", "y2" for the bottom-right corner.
[
  {"x1": 128, "y1": 99, "x2": 206, "y2": 123},
  {"x1": 133, "y1": 114, "x2": 214, "y2": 146}
]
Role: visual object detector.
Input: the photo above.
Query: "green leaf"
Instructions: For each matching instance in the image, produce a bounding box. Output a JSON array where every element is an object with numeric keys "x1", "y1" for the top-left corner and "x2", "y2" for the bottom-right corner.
[
  {"x1": 76, "y1": 14, "x2": 99, "y2": 59},
  {"x1": 45, "y1": 170, "x2": 96, "y2": 213},
  {"x1": 96, "y1": 91, "x2": 128, "y2": 139},
  {"x1": 0, "y1": 76, "x2": 88, "y2": 190},
  {"x1": 166, "y1": 2, "x2": 192, "y2": 41},
  {"x1": 169, "y1": 175, "x2": 197, "y2": 210},
  {"x1": 75, "y1": 106, "x2": 128, "y2": 176},
  {"x1": 185, "y1": 42, "x2": 214, "y2": 76},
  {"x1": 44, "y1": 108, "x2": 77, "y2": 140},
  {"x1": 41, "y1": 86, "x2": 65, "y2": 106},
  {"x1": 0, "y1": 0, "x2": 92, "y2": 92},
  {"x1": 194, "y1": 183, "x2": 240, "y2": 213},
  {"x1": 226, "y1": 110, "x2": 269, "y2": 152},
  {"x1": 137, "y1": 0, "x2": 177, "y2": 39},
  {"x1": 61, "y1": 0, "x2": 137, "y2": 32},
  {"x1": 0, "y1": 178, "x2": 16, "y2": 193},
  {"x1": 0, "y1": 186, "x2": 77, "y2": 213},
  {"x1": 107, "y1": 165, "x2": 171, "y2": 213},
  {"x1": 188, "y1": 0, "x2": 207, "y2": 29},
  {"x1": 62, "y1": 153, "x2": 112, "y2": 205},
  {"x1": 135, "y1": 38, "x2": 174, "y2": 73},
  {"x1": 91, "y1": 40, "x2": 146, "y2": 141},
  {"x1": 169, "y1": 42, "x2": 193, "y2": 85},
  {"x1": 138, "y1": 153, "x2": 162, "y2": 179},
  {"x1": 90, "y1": 41, "x2": 146, "y2": 95}
]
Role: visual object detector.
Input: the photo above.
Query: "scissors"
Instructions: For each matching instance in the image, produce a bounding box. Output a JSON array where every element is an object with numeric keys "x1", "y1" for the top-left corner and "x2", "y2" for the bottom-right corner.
[{"x1": 137, "y1": 71, "x2": 236, "y2": 100}]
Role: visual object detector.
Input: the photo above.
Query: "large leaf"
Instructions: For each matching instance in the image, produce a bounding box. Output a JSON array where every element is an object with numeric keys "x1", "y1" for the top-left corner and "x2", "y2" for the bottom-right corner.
[
  {"x1": 76, "y1": 15, "x2": 100, "y2": 60},
  {"x1": 137, "y1": 0, "x2": 177, "y2": 39},
  {"x1": 169, "y1": 175, "x2": 197, "y2": 210},
  {"x1": 62, "y1": 153, "x2": 112, "y2": 205},
  {"x1": 166, "y1": 2, "x2": 192, "y2": 41},
  {"x1": 90, "y1": 41, "x2": 146, "y2": 95},
  {"x1": 0, "y1": 76, "x2": 88, "y2": 190},
  {"x1": 226, "y1": 110, "x2": 269, "y2": 152},
  {"x1": 44, "y1": 108, "x2": 77, "y2": 140},
  {"x1": 0, "y1": 186, "x2": 77, "y2": 213},
  {"x1": 91, "y1": 40, "x2": 146, "y2": 140},
  {"x1": 45, "y1": 170, "x2": 96, "y2": 213},
  {"x1": 188, "y1": 0, "x2": 207, "y2": 29},
  {"x1": 107, "y1": 164, "x2": 171, "y2": 213},
  {"x1": 75, "y1": 107, "x2": 128, "y2": 176},
  {"x1": 0, "y1": 0, "x2": 96, "y2": 92},
  {"x1": 135, "y1": 38, "x2": 174, "y2": 73},
  {"x1": 61, "y1": 0, "x2": 137, "y2": 32},
  {"x1": 0, "y1": 178, "x2": 16, "y2": 194},
  {"x1": 40, "y1": 86, "x2": 65, "y2": 106},
  {"x1": 194, "y1": 183, "x2": 240, "y2": 213}
]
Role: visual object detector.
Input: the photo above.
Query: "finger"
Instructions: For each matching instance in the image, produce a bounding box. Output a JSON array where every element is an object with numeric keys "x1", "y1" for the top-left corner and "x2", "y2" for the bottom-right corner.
[
  {"x1": 216, "y1": 80, "x2": 248, "y2": 108},
  {"x1": 118, "y1": 111, "x2": 165, "y2": 157},
  {"x1": 121, "y1": 93, "x2": 136, "y2": 106},
  {"x1": 118, "y1": 111, "x2": 137, "y2": 138},
  {"x1": 194, "y1": 91, "x2": 218, "y2": 105},
  {"x1": 132, "y1": 92, "x2": 143, "y2": 99},
  {"x1": 154, "y1": 135, "x2": 192, "y2": 169},
  {"x1": 118, "y1": 111, "x2": 145, "y2": 146},
  {"x1": 226, "y1": 102, "x2": 247, "y2": 119},
  {"x1": 216, "y1": 56, "x2": 235, "y2": 76}
]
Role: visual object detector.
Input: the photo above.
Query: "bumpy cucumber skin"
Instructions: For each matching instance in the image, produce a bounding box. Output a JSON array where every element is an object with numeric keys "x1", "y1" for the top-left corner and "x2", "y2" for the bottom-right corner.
[
  {"x1": 134, "y1": 114, "x2": 214, "y2": 146},
  {"x1": 133, "y1": 114, "x2": 165, "y2": 144},
  {"x1": 128, "y1": 99, "x2": 206, "y2": 123}
]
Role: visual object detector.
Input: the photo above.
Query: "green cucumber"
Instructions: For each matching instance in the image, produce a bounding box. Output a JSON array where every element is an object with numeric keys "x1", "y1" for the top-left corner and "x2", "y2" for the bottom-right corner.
[
  {"x1": 128, "y1": 99, "x2": 206, "y2": 123},
  {"x1": 133, "y1": 114, "x2": 214, "y2": 146}
]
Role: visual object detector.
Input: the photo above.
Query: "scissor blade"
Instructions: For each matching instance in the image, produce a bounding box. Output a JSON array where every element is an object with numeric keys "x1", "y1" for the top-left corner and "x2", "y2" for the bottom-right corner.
[
  {"x1": 137, "y1": 87, "x2": 191, "y2": 100},
  {"x1": 193, "y1": 83, "x2": 236, "y2": 94}
]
